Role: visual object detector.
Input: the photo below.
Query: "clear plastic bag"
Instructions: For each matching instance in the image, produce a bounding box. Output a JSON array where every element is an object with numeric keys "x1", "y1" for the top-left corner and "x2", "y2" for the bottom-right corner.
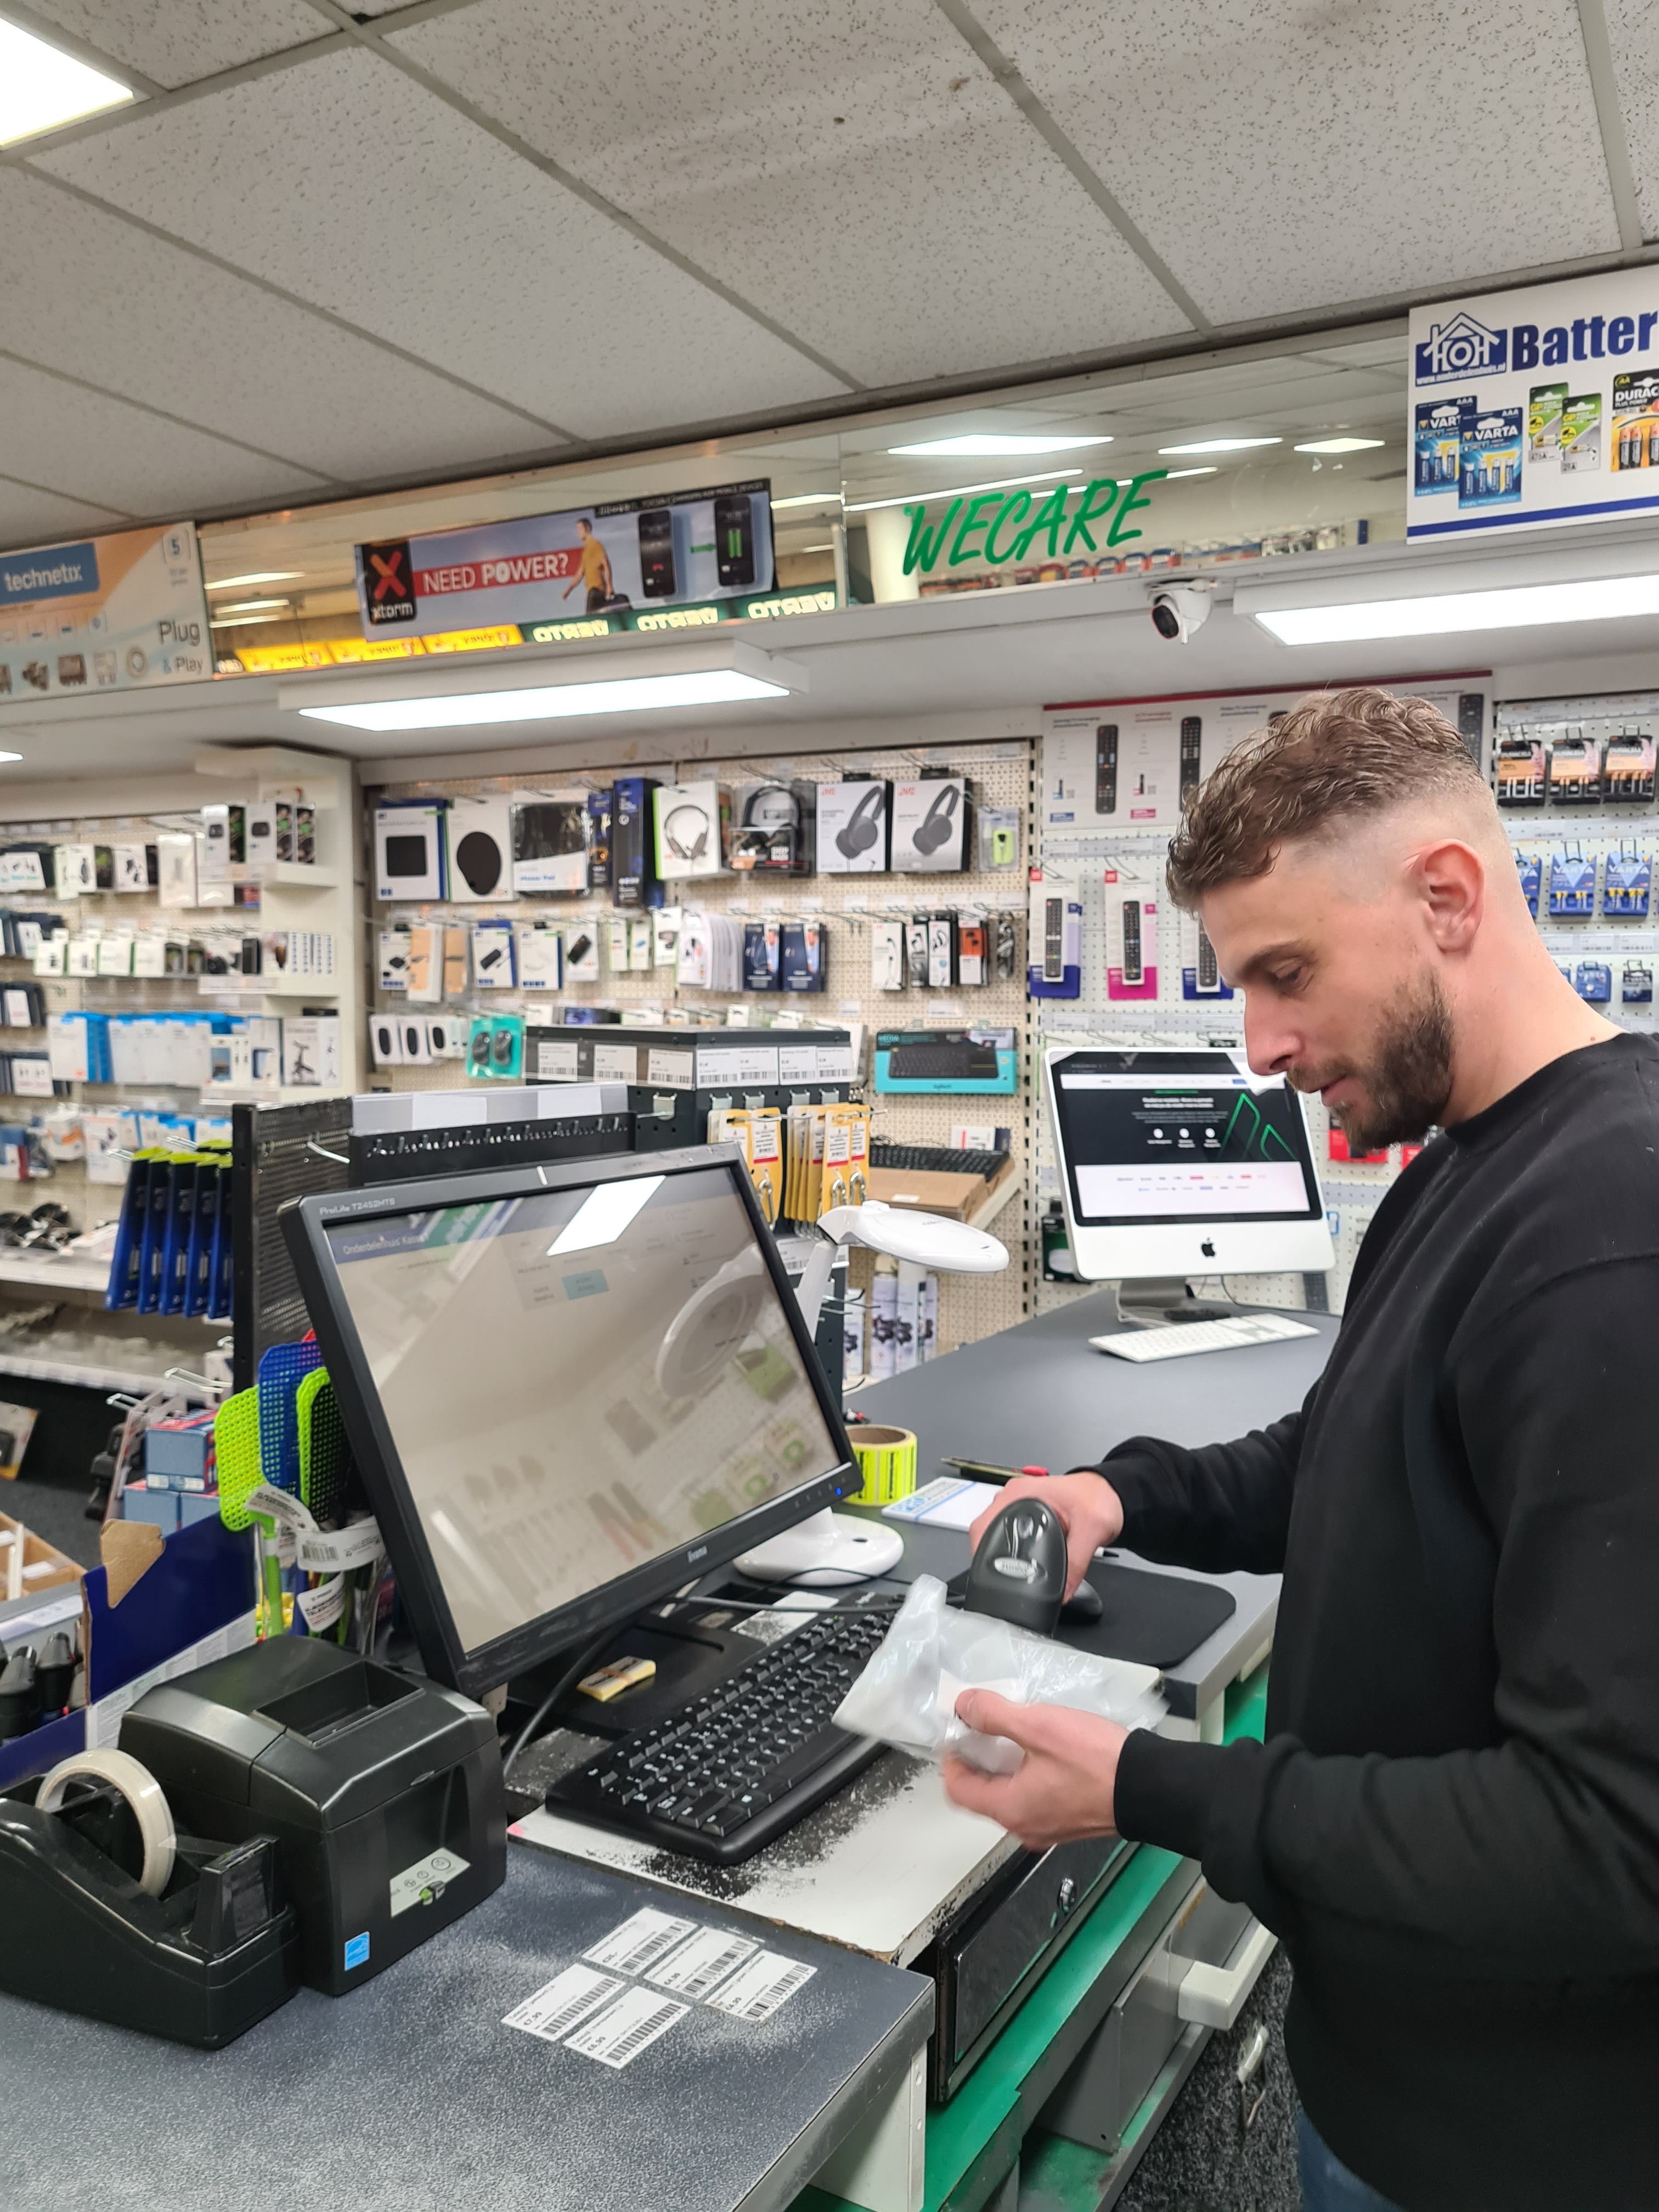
[{"x1": 832, "y1": 1573, "x2": 1167, "y2": 1775}]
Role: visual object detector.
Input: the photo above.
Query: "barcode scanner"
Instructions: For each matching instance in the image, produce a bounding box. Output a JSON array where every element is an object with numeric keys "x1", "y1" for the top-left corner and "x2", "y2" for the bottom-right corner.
[
  {"x1": 912, "y1": 783, "x2": 962, "y2": 856},
  {"x1": 965, "y1": 1498, "x2": 1068, "y2": 1637},
  {"x1": 835, "y1": 784, "x2": 885, "y2": 859}
]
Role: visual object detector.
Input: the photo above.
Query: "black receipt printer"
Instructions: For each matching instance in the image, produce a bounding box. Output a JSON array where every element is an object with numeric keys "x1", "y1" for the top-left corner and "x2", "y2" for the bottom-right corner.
[{"x1": 121, "y1": 1638, "x2": 506, "y2": 1995}]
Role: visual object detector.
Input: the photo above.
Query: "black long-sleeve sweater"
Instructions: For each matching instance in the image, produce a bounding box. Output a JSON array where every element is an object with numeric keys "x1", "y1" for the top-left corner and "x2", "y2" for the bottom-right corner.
[{"x1": 1108, "y1": 1032, "x2": 1659, "y2": 2212}]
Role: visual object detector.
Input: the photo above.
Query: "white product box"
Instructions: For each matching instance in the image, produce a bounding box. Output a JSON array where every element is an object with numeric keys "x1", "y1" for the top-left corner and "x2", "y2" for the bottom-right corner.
[
  {"x1": 816, "y1": 781, "x2": 890, "y2": 874},
  {"x1": 654, "y1": 782, "x2": 729, "y2": 882},
  {"x1": 891, "y1": 778, "x2": 969, "y2": 872}
]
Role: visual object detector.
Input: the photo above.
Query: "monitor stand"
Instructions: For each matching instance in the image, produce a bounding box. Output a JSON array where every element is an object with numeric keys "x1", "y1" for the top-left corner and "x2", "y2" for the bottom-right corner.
[
  {"x1": 1115, "y1": 1277, "x2": 1236, "y2": 1329},
  {"x1": 733, "y1": 1508, "x2": 905, "y2": 1587}
]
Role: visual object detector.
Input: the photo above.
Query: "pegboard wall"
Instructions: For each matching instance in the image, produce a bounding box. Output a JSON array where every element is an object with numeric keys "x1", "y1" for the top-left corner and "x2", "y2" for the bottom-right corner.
[
  {"x1": 369, "y1": 736, "x2": 1037, "y2": 1355},
  {"x1": 1492, "y1": 691, "x2": 1659, "y2": 1030},
  {"x1": 1033, "y1": 684, "x2": 1659, "y2": 1318},
  {"x1": 0, "y1": 805, "x2": 245, "y2": 1236}
]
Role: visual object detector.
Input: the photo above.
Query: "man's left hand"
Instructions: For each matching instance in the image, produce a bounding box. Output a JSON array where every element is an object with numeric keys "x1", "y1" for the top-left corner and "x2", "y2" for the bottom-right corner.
[{"x1": 941, "y1": 1689, "x2": 1129, "y2": 1848}]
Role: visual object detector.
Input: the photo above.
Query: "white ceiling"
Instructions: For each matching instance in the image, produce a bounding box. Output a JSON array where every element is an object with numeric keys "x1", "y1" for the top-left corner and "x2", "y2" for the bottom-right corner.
[{"x1": 0, "y1": 0, "x2": 1651, "y2": 545}]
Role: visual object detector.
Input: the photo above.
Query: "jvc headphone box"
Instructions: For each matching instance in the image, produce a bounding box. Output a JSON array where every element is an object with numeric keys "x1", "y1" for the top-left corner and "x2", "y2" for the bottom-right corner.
[
  {"x1": 892, "y1": 777, "x2": 969, "y2": 872},
  {"x1": 818, "y1": 779, "x2": 890, "y2": 874}
]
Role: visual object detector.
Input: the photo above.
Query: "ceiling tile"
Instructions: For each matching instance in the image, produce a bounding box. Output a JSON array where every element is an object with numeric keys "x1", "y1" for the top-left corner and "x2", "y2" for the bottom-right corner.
[
  {"x1": 0, "y1": 354, "x2": 329, "y2": 516},
  {"x1": 391, "y1": 0, "x2": 1191, "y2": 386},
  {"x1": 18, "y1": 0, "x2": 328, "y2": 91},
  {"x1": 1605, "y1": 0, "x2": 1659, "y2": 239},
  {"x1": 0, "y1": 168, "x2": 553, "y2": 483},
  {"x1": 973, "y1": 0, "x2": 1621, "y2": 324},
  {"x1": 36, "y1": 47, "x2": 850, "y2": 436},
  {"x1": 0, "y1": 476, "x2": 129, "y2": 551}
]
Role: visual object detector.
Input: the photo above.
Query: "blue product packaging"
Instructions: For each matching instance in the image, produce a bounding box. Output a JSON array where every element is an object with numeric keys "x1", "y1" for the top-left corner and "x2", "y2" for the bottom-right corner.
[
  {"x1": 1459, "y1": 407, "x2": 1523, "y2": 509},
  {"x1": 1575, "y1": 961, "x2": 1612, "y2": 1003},
  {"x1": 1415, "y1": 394, "x2": 1471, "y2": 494},
  {"x1": 742, "y1": 918, "x2": 782, "y2": 991},
  {"x1": 780, "y1": 918, "x2": 826, "y2": 993},
  {"x1": 1514, "y1": 849, "x2": 1542, "y2": 917},
  {"x1": 1601, "y1": 851, "x2": 1651, "y2": 917},
  {"x1": 1547, "y1": 848, "x2": 1595, "y2": 916}
]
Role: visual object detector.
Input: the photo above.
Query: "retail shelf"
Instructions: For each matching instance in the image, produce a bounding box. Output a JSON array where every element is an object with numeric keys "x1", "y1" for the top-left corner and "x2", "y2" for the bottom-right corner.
[
  {"x1": 0, "y1": 1344, "x2": 216, "y2": 1395},
  {"x1": 0, "y1": 1251, "x2": 112, "y2": 1295},
  {"x1": 228, "y1": 862, "x2": 338, "y2": 890},
  {"x1": 197, "y1": 977, "x2": 339, "y2": 999}
]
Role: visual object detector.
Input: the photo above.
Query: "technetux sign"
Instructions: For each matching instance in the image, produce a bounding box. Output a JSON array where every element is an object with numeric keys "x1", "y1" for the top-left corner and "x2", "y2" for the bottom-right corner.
[{"x1": 1415, "y1": 311, "x2": 1508, "y2": 384}]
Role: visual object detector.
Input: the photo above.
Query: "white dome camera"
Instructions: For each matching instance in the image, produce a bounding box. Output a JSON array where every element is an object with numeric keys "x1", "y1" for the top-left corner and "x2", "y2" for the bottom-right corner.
[{"x1": 1148, "y1": 580, "x2": 1215, "y2": 642}]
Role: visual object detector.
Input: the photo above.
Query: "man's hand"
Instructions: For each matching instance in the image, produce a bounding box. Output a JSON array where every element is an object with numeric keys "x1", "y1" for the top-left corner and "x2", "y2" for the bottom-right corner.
[
  {"x1": 968, "y1": 1470, "x2": 1125, "y2": 1598},
  {"x1": 941, "y1": 1689, "x2": 1128, "y2": 1847}
]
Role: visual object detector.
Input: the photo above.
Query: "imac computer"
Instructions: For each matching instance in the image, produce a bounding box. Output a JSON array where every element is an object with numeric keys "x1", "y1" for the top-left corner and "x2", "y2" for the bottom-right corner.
[
  {"x1": 281, "y1": 1146, "x2": 860, "y2": 1702},
  {"x1": 1043, "y1": 1046, "x2": 1333, "y2": 1325}
]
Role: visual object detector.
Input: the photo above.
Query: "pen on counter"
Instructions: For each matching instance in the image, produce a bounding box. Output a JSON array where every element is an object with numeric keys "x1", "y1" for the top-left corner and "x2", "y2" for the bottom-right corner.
[{"x1": 941, "y1": 1457, "x2": 1048, "y2": 1484}]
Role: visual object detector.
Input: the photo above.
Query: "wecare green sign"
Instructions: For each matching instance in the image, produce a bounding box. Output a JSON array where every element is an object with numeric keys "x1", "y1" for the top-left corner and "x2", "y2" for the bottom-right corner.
[{"x1": 901, "y1": 471, "x2": 1167, "y2": 575}]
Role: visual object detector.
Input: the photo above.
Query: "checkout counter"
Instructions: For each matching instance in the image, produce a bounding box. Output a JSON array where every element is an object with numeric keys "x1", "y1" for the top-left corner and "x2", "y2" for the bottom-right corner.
[{"x1": 0, "y1": 1277, "x2": 1332, "y2": 2212}]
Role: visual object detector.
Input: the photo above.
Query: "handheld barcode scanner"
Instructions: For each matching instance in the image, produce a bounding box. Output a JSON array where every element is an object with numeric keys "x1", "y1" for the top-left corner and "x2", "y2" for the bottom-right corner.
[{"x1": 966, "y1": 1498, "x2": 1068, "y2": 1637}]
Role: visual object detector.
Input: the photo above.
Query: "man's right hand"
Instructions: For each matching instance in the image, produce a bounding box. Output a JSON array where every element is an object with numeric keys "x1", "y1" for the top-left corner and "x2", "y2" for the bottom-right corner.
[{"x1": 967, "y1": 1471, "x2": 1125, "y2": 1599}]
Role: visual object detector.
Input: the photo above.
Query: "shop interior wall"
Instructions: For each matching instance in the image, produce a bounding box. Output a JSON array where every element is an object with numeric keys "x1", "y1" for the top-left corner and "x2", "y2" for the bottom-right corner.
[{"x1": 367, "y1": 732, "x2": 1037, "y2": 1358}]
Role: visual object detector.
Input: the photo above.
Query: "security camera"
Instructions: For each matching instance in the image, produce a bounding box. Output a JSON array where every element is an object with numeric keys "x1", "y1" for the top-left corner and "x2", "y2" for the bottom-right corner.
[{"x1": 1148, "y1": 581, "x2": 1215, "y2": 642}]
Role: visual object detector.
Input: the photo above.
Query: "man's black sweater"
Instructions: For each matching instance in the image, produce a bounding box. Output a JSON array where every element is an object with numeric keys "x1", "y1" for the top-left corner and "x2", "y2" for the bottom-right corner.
[{"x1": 1109, "y1": 1034, "x2": 1659, "y2": 2212}]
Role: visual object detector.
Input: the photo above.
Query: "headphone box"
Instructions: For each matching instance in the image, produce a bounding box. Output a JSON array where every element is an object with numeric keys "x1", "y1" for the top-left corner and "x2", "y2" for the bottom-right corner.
[
  {"x1": 892, "y1": 777, "x2": 969, "y2": 872},
  {"x1": 731, "y1": 780, "x2": 816, "y2": 874},
  {"x1": 654, "y1": 781, "x2": 730, "y2": 881},
  {"x1": 817, "y1": 778, "x2": 890, "y2": 874}
]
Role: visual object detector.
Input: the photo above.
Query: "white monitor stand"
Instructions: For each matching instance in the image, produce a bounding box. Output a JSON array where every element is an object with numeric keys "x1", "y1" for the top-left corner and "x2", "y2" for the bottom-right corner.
[{"x1": 737, "y1": 1201, "x2": 1010, "y2": 1587}]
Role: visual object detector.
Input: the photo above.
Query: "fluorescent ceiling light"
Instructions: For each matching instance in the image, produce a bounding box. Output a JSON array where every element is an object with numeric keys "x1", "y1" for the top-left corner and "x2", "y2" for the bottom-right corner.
[
  {"x1": 1159, "y1": 436, "x2": 1282, "y2": 455},
  {"x1": 206, "y1": 571, "x2": 303, "y2": 591},
  {"x1": 888, "y1": 433, "x2": 1113, "y2": 457},
  {"x1": 208, "y1": 612, "x2": 286, "y2": 629},
  {"x1": 0, "y1": 751, "x2": 22, "y2": 765},
  {"x1": 1164, "y1": 466, "x2": 1218, "y2": 479},
  {"x1": 215, "y1": 597, "x2": 289, "y2": 613},
  {"x1": 770, "y1": 492, "x2": 842, "y2": 511},
  {"x1": 798, "y1": 543, "x2": 834, "y2": 552},
  {"x1": 1252, "y1": 572, "x2": 1659, "y2": 646},
  {"x1": 548, "y1": 1175, "x2": 663, "y2": 1257},
  {"x1": 847, "y1": 468, "x2": 1080, "y2": 514},
  {"x1": 297, "y1": 667, "x2": 793, "y2": 733},
  {"x1": 0, "y1": 20, "x2": 132, "y2": 144},
  {"x1": 1294, "y1": 437, "x2": 1386, "y2": 455}
]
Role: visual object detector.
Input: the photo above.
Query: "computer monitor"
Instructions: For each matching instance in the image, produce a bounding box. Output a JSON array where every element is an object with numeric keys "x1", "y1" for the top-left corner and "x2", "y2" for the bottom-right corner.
[
  {"x1": 1043, "y1": 1046, "x2": 1333, "y2": 1282},
  {"x1": 281, "y1": 1146, "x2": 857, "y2": 1699}
]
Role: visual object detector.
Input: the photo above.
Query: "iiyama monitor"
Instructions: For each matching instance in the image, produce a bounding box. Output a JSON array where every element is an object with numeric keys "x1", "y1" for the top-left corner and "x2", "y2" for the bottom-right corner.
[
  {"x1": 1044, "y1": 1046, "x2": 1333, "y2": 1281},
  {"x1": 281, "y1": 1146, "x2": 856, "y2": 1697}
]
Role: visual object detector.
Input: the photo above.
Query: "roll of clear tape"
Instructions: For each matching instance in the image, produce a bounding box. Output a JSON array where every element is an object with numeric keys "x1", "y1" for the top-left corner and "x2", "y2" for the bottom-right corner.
[{"x1": 37, "y1": 1747, "x2": 177, "y2": 1898}]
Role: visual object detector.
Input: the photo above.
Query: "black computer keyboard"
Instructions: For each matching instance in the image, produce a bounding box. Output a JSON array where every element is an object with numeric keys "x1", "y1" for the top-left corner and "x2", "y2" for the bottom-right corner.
[
  {"x1": 885, "y1": 1042, "x2": 1001, "y2": 1081},
  {"x1": 546, "y1": 1602, "x2": 895, "y2": 1864},
  {"x1": 869, "y1": 1141, "x2": 1009, "y2": 1181}
]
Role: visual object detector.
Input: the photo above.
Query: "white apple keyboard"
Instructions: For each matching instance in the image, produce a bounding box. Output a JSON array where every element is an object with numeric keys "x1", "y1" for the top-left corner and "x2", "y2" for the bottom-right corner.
[{"x1": 1091, "y1": 1312, "x2": 1319, "y2": 1361}]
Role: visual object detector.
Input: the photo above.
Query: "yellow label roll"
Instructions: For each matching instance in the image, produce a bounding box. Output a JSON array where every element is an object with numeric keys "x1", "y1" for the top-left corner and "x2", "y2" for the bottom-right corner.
[{"x1": 848, "y1": 1424, "x2": 917, "y2": 1506}]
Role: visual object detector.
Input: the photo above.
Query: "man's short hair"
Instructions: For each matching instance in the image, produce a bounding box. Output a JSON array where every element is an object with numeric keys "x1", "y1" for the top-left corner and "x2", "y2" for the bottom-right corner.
[{"x1": 1165, "y1": 686, "x2": 1485, "y2": 909}]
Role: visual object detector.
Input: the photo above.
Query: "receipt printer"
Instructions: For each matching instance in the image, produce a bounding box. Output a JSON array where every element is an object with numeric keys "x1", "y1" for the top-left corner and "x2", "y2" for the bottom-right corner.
[{"x1": 122, "y1": 1638, "x2": 506, "y2": 1995}]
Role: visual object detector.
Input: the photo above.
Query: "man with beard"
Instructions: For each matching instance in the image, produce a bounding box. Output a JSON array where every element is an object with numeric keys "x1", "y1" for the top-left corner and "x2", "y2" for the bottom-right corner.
[{"x1": 944, "y1": 689, "x2": 1659, "y2": 2211}]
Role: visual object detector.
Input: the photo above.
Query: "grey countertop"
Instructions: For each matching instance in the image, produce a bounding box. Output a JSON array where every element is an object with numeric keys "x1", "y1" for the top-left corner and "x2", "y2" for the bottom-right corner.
[{"x1": 1, "y1": 1844, "x2": 931, "y2": 2212}]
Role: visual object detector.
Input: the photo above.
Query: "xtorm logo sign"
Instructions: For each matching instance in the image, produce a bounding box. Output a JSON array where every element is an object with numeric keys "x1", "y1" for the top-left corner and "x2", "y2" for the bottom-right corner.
[{"x1": 1415, "y1": 312, "x2": 1508, "y2": 384}]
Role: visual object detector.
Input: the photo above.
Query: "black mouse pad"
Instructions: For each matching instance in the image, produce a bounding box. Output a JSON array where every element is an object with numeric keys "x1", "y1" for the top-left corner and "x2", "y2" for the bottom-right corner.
[{"x1": 945, "y1": 1560, "x2": 1236, "y2": 1670}]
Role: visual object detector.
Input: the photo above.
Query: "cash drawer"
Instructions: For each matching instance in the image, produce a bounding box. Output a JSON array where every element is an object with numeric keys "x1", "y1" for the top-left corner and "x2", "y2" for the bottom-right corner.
[{"x1": 923, "y1": 1835, "x2": 1132, "y2": 2101}]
